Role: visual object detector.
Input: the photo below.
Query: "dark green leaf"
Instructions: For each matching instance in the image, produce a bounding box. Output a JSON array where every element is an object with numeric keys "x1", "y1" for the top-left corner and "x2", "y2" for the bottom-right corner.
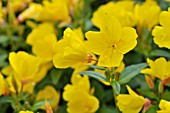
[
  {"x1": 50, "y1": 68, "x2": 63, "y2": 85},
  {"x1": 119, "y1": 63, "x2": 148, "y2": 84},
  {"x1": 150, "y1": 49, "x2": 170, "y2": 58},
  {"x1": 137, "y1": 89, "x2": 159, "y2": 101},
  {"x1": 78, "y1": 71, "x2": 107, "y2": 81}
]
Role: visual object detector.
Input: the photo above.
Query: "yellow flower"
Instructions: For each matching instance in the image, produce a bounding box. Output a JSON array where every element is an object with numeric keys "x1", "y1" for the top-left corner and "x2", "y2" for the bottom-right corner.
[
  {"x1": 0, "y1": 1, "x2": 4, "y2": 24},
  {"x1": 134, "y1": 0, "x2": 161, "y2": 30},
  {"x1": 117, "y1": 85, "x2": 146, "y2": 113},
  {"x1": 93, "y1": 1, "x2": 136, "y2": 27},
  {"x1": 3, "y1": 55, "x2": 52, "y2": 94},
  {"x1": 53, "y1": 27, "x2": 94, "y2": 68},
  {"x1": 67, "y1": 91, "x2": 99, "y2": 113},
  {"x1": 18, "y1": 3, "x2": 43, "y2": 21},
  {"x1": 63, "y1": 74, "x2": 99, "y2": 113},
  {"x1": 2, "y1": 62, "x2": 52, "y2": 94},
  {"x1": 9, "y1": 0, "x2": 32, "y2": 12},
  {"x1": 9, "y1": 51, "x2": 41, "y2": 82},
  {"x1": 157, "y1": 100, "x2": 170, "y2": 113},
  {"x1": 86, "y1": 11, "x2": 137, "y2": 67},
  {"x1": 18, "y1": 0, "x2": 70, "y2": 22},
  {"x1": 36, "y1": 86, "x2": 60, "y2": 110},
  {"x1": 19, "y1": 110, "x2": 33, "y2": 113},
  {"x1": 0, "y1": 73, "x2": 5, "y2": 96},
  {"x1": 152, "y1": 7, "x2": 170, "y2": 49},
  {"x1": 26, "y1": 23, "x2": 57, "y2": 62},
  {"x1": 6, "y1": 75, "x2": 35, "y2": 94},
  {"x1": 141, "y1": 57, "x2": 170, "y2": 80}
]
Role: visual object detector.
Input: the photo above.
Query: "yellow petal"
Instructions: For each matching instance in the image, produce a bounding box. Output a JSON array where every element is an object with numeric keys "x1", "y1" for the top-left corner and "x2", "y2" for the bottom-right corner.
[
  {"x1": 9, "y1": 51, "x2": 40, "y2": 81},
  {"x1": 98, "y1": 48, "x2": 123, "y2": 67},
  {"x1": 0, "y1": 73, "x2": 5, "y2": 96},
  {"x1": 116, "y1": 27, "x2": 138, "y2": 54}
]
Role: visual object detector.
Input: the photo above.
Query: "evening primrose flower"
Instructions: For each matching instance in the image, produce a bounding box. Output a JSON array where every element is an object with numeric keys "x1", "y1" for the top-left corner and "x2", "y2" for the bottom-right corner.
[
  {"x1": 9, "y1": 0, "x2": 32, "y2": 12},
  {"x1": 63, "y1": 74, "x2": 99, "y2": 113},
  {"x1": 53, "y1": 27, "x2": 95, "y2": 68},
  {"x1": 9, "y1": 51, "x2": 41, "y2": 82},
  {"x1": 117, "y1": 85, "x2": 146, "y2": 113},
  {"x1": 152, "y1": 8, "x2": 170, "y2": 49},
  {"x1": 134, "y1": 0, "x2": 161, "y2": 30},
  {"x1": 19, "y1": 110, "x2": 33, "y2": 113},
  {"x1": 26, "y1": 23, "x2": 57, "y2": 62},
  {"x1": 157, "y1": 100, "x2": 170, "y2": 113},
  {"x1": 141, "y1": 57, "x2": 170, "y2": 81},
  {"x1": 0, "y1": 73, "x2": 5, "y2": 96},
  {"x1": 2, "y1": 62, "x2": 52, "y2": 94},
  {"x1": 36, "y1": 86, "x2": 60, "y2": 110},
  {"x1": 18, "y1": 0, "x2": 70, "y2": 22},
  {"x1": 86, "y1": 11, "x2": 138, "y2": 67},
  {"x1": 93, "y1": 1, "x2": 136, "y2": 27}
]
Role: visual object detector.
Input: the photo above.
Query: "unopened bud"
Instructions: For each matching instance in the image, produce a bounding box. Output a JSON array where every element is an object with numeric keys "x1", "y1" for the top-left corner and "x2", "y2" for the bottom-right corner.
[
  {"x1": 45, "y1": 100, "x2": 53, "y2": 113},
  {"x1": 158, "y1": 81, "x2": 164, "y2": 94},
  {"x1": 145, "y1": 75, "x2": 154, "y2": 89},
  {"x1": 162, "y1": 77, "x2": 170, "y2": 86},
  {"x1": 143, "y1": 98, "x2": 151, "y2": 112}
]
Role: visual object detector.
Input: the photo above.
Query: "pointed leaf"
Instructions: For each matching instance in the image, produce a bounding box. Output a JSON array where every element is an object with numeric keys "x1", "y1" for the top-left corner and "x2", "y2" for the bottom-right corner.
[
  {"x1": 78, "y1": 71, "x2": 107, "y2": 81},
  {"x1": 119, "y1": 63, "x2": 147, "y2": 84}
]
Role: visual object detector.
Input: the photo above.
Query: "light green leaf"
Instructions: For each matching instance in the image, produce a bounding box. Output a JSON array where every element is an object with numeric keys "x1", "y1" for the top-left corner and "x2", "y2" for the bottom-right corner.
[
  {"x1": 119, "y1": 63, "x2": 148, "y2": 84},
  {"x1": 150, "y1": 49, "x2": 170, "y2": 58},
  {"x1": 111, "y1": 81, "x2": 120, "y2": 94},
  {"x1": 78, "y1": 71, "x2": 107, "y2": 81},
  {"x1": 87, "y1": 64, "x2": 106, "y2": 70}
]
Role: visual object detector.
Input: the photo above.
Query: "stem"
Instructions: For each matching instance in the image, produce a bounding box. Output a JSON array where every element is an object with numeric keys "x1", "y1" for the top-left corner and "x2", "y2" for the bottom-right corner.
[{"x1": 112, "y1": 86, "x2": 119, "y2": 113}]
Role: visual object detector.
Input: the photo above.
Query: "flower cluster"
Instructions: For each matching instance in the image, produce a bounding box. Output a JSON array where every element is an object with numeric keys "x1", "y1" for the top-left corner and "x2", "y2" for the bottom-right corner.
[{"x1": 1, "y1": 0, "x2": 170, "y2": 113}]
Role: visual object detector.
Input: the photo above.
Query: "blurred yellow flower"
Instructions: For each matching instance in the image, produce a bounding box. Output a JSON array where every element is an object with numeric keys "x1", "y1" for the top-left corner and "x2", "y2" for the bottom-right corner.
[
  {"x1": 86, "y1": 11, "x2": 137, "y2": 67},
  {"x1": 157, "y1": 100, "x2": 170, "y2": 113},
  {"x1": 19, "y1": 110, "x2": 33, "y2": 113},
  {"x1": 9, "y1": 51, "x2": 41, "y2": 82},
  {"x1": 18, "y1": 0, "x2": 70, "y2": 22},
  {"x1": 152, "y1": 7, "x2": 170, "y2": 49},
  {"x1": 0, "y1": 1, "x2": 4, "y2": 24},
  {"x1": 117, "y1": 85, "x2": 146, "y2": 113},
  {"x1": 93, "y1": 1, "x2": 136, "y2": 27},
  {"x1": 26, "y1": 23, "x2": 57, "y2": 62},
  {"x1": 6, "y1": 74, "x2": 35, "y2": 94},
  {"x1": 53, "y1": 27, "x2": 95, "y2": 68},
  {"x1": 2, "y1": 62, "x2": 52, "y2": 94},
  {"x1": 0, "y1": 73, "x2": 5, "y2": 96},
  {"x1": 134, "y1": 0, "x2": 161, "y2": 30},
  {"x1": 63, "y1": 74, "x2": 99, "y2": 113},
  {"x1": 9, "y1": 0, "x2": 32, "y2": 12},
  {"x1": 36, "y1": 86, "x2": 60, "y2": 110},
  {"x1": 141, "y1": 57, "x2": 170, "y2": 80}
]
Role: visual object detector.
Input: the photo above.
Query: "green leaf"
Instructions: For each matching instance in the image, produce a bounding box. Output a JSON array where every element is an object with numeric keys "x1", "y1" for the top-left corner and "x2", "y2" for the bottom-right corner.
[
  {"x1": 137, "y1": 89, "x2": 159, "y2": 101},
  {"x1": 50, "y1": 68, "x2": 63, "y2": 85},
  {"x1": 111, "y1": 81, "x2": 120, "y2": 94},
  {"x1": 0, "y1": 96, "x2": 12, "y2": 104},
  {"x1": 146, "y1": 105, "x2": 159, "y2": 113},
  {"x1": 119, "y1": 63, "x2": 148, "y2": 84},
  {"x1": 97, "y1": 105, "x2": 116, "y2": 113},
  {"x1": 87, "y1": 65, "x2": 106, "y2": 70},
  {"x1": 78, "y1": 71, "x2": 107, "y2": 81},
  {"x1": 150, "y1": 49, "x2": 170, "y2": 58},
  {"x1": 30, "y1": 100, "x2": 53, "y2": 111}
]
